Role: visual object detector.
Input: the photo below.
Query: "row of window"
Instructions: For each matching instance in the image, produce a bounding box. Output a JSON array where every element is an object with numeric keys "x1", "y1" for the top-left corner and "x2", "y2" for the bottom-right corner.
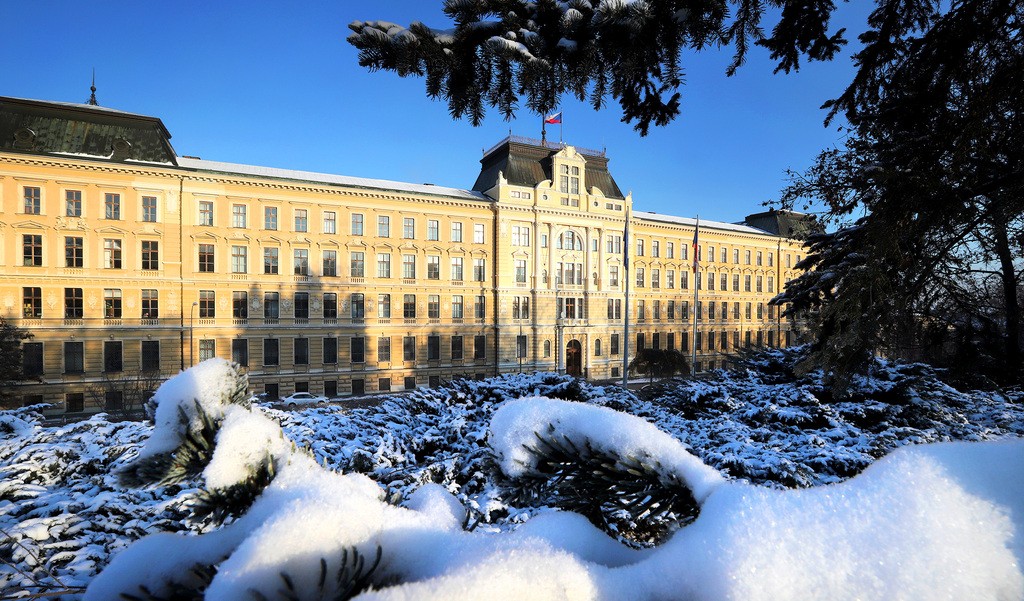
[
  {"x1": 20, "y1": 235, "x2": 494, "y2": 281},
  {"x1": 633, "y1": 269, "x2": 777, "y2": 293},
  {"x1": 629, "y1": 299, "x2": 779, "y2": 322},
  {"x1": 24, "y1": 286, "x2": 494, "y2": 321},
  {"x1": 23, "y1": 284, "x2": 783, "y2": 323},
  {"x1": 19, "y1": 187, "x2": 158, "y2": 222},
  {"x1": 198, "y1": 203, "x2": 488, "y2": 243}
]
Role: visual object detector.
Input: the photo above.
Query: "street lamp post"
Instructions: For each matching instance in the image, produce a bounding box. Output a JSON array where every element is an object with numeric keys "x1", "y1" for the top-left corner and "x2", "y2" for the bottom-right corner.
[{"x1": 190, "y1": 301, "x2": 198, "y2": 366}]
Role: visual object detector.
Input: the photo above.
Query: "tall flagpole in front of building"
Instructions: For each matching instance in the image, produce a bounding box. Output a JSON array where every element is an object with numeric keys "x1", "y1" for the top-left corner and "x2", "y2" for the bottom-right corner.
[
  {"x1": 691, "y1": 217, "x2": 700, "y2": 376},
  {"x1": 622, "y1": 205, "x2": 631, "y2": 388}
]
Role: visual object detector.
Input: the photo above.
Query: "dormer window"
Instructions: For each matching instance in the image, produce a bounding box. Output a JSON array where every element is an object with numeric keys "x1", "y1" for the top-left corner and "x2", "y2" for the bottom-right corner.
[{"x1": 558, "y1": 164, "x2": 580, "y2": 195}]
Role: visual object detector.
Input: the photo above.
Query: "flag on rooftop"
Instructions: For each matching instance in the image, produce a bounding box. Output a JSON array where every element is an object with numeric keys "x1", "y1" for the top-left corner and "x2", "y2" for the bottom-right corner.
[{"x1": 544, "y1": 112, "x2": 562, "y2": 124}]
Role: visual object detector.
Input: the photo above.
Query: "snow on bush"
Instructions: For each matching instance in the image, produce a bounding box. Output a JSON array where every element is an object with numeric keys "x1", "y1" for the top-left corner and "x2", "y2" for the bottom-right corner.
[{"x1": 3, "y1": 352, "x2": 1023, "y2": 599}]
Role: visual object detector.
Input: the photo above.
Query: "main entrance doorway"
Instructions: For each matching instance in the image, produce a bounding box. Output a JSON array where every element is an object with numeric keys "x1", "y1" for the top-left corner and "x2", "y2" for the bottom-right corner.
[{"x1": 565, "y1": 340, "x2": 582, "y2": 377}]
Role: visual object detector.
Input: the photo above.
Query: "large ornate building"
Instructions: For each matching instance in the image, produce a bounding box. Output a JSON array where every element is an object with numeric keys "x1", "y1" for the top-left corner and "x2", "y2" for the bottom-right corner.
[{"x1": 0, "y1": 96, "x2": 811, "y2": 413}]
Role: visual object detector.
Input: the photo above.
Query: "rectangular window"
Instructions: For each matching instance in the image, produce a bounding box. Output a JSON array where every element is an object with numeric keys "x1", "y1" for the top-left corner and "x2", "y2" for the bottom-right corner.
[
  {"x1": 402, "y1": 254, "x2": 416, "y2": 279},
  {"x1": 708, "y1": 272, "x2": 715, "y2": 290},
  {"x1": 22, "y1": 287, "x2": 41, "y2": 319},
  {"x1": 451, "y1": 336, "x2": 463, "y2": 360},
  {"x1": 377, "y1": 294, "x2": 391, "y2": 318},
  {"x1": 451, "y1": 295, "x2": 464, "y2": 318},
  {"x1": 474, "y1": 223, "x2": 485, "y2": 244},
  {"x1": 403, "y1": 294, "x2": 416, "y2": 318},
  {"x1": 264, "y1": 207, "x2": 278, "y2": 230},
  {"x1": 428, "y1": 295, "x2": 440, "y2": 319},
  {"x1": 404, "y1": 336, "x2": 416, "y2": 361},
  {"x1": 636, "y1": 238, "x2": 645, "y2": 256},
  {"x1": 294, "y1": 293, "x2": 309, "y2": 319},
  {"x1": 264, "y1": 339, "x2": 279, "y2": 365},
  {"x1": 403, "y1": 217, "x2": 415, "y2": 239},
  {"x1": 60, "y1": 236, "x2": 82, "y2": 268},
  {"x1": 744, "y1": 275, "x2": 752, "y2": 292},
  {"x1": 351, "y1": 293, "x2": 365, "y2": 318},
  {"x1": 652, "y1": 269, "x2": 661, "y2": 289},
  {"x1": 376, "y1": 253, "x2": 391, "y2": 278},
  {"x1": 473, "y1": 258, "x2": 486, "y2": 282},
  {"x1": 323, "y1": 250, "x2": 337, "y2": 277},
  {"x1": 652, "y1": 241, "x2": 660, "y2": 258},
  {"x1": 636, "y1": 268, "x2": 644, "y2": 288},
  {"x1": 199, "y1": 200, "x2": 213, "y2": 226},
  {"x1": 104, "y1": 193, "x2": 120, "y2": 219},
  {"x1": 377, "y1": 215, "x2": 390, "y2": 237},
  {"x1": 102, "y1": 238, "x2": 122, "y2": 269},
  {"x1": 427, "y1": 220, "x2": 439, "y2": 241},
  {"x1": 474, "y1": 335, "x2": 486, "y2": 360},
  {"x1": 139, "y1": 240, "x2": 159, "y2": 270},
  {"x1": 294, "y1": 209, "x2": 308, "y2": 232},
  {"x1": 199, "y1": 290, "x2": 215, "y2": 318},
  {"x1": 141, "y1": 340, "x2": 161, "y2": 371},
  {"x1": 450, "y1": 222, "x2": 463, "y2": 242},
  {"x1": 323, "y1": 211, "x2": 336, "y2": 234},
  {"x1": 513, "y1": 226, "x2": 531, "y2": 247},
  {"x1": 610, "y1": 333, "x2": 620, "y2": 355},
  {"x1": 294, "y1": 338, "x2": 309, "y2": 365},
  {"x1": 637, "y1": 300, "x2": 646, "y2": 321},
  {"x1": 351, "y1": 337, "x2": 366, "y2": 363},
  {"x1": 721, "y1": 247, "x2": 729, "y2": 263},
  {"x1": 142, "y1": 289, "x2": 159, "y2": 319},
  {"x1": 427, "y1": 256, "x2": 440, "y2": 280},
  {"x1": 450, "y1": 257, "x2": 463, "y2": 281},
  {"x1": 294, "y1": 249, "x2": 309, "y2": 275},
  {"x1": 199, "y1": 340, "x2": 216, "y2": 362},
  {"x1": 198, "y1": 244, "x2": 215, "y2": 272},
  {"x1": 351, "y1": 213, "x2": 364, "y2": 235},
  {"x1": 516, "y1": 335, "x2": 528, "y2": 359},
  {"x1": 142, "y1": 196, "x2": 158, "y2": 222},
  {"x1": 64, "y1": 288, "x2": 83, "y2": 319},
  {"x1": 515, "y1": 260, "x2": 527, "y2": 283},
  {"x1": 609, "y1": 266, "x2": 619, "y2": 287},
  {"x1": 64, "y1": 341, "x2": 84, "y2": 374},
  {"x1": 323, "y1": 337, "x2": 338, "y2": 364},
  {"x1": 323, "y1": 293, "x2": 338, "y2": 319},
  {"x1": 65, "y1": 190, "x2": 82, "y2": 217},
  {"x1": 104, "y1": 288, "x2": 122, "y2": 319},
  {"x1": 350, "y1": 251, "x2": 365, "y2": 277},
  {"x1": 230, "y1": 245, "x2": 247, "y2": 274},
  {"x1": 231, "y1": 339, "x2": 248, "y2": 367},
  {"x1": 264, "y1": 248, "x2": 279, "y2": 274},
  {"x1": 104, "y1": 340, "x2": 123, "y2": 372},
  {"x1": 232, "y1": 204, "x2": 247, "y2": 228},
  {"x1": 475, "y1": 295, "x2": 486, "y2": 319},
  {"x1": 19, "y1": 234, "x2": 43, "y2": 269},
  {"x1": 232, "y1": 291, "x2": 248, "y2": 319},
  {"x1": 377, "y1": 337, "x2": 391, "y2": 362}
]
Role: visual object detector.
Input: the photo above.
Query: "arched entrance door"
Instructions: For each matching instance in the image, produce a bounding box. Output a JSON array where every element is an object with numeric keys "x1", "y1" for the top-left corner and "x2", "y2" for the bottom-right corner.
[{"x1": 565, "y1": 340, "x2": 582, "y2": 377}]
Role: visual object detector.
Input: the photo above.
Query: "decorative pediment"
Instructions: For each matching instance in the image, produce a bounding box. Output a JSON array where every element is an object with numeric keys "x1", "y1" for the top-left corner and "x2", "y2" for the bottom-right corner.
[
  {"x1": 54, "y1": 216, "x2": 88, "y2": 231},
  {"x1": 262, "y1": 235, "x2": 285, "y2": 245},
  {"x1": 191, "y1": 231, "x2": 219, "y2": 241},
  {"x1": 13, "y1": 220, "x2": 48, "y2": 231},
  {"x1": 97, "y1": 225, "x2": 132, "y2": 236},
  {"x1": 346, "y1": 239, "x2": 369, "y2": 249}
]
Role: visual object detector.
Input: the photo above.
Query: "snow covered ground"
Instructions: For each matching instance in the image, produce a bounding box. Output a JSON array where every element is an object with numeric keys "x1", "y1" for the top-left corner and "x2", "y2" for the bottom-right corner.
[{"x1": 2, "y1": 353, "x2": 1023, "y2": 599}]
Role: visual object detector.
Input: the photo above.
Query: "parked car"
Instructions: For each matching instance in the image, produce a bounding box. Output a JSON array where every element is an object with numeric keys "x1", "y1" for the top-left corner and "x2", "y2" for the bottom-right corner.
[
  {"x1": 248, "y1": 392, "x2": 276, "y2": 406},
  {"x1": 280, "y1": 392, "x2": 329, "y2": 408}
]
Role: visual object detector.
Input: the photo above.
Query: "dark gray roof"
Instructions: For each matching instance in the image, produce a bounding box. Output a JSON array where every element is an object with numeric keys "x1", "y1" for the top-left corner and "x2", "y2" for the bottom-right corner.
[
  {"x1": 0, "y1": 96, "x2": 177, "y2": 165},
  {"x1": 473, "y1": 136, "x2": 624, "y2": 199},
  {"x1": 743, "y1": 210, "x2": 822, "y2": 239}
]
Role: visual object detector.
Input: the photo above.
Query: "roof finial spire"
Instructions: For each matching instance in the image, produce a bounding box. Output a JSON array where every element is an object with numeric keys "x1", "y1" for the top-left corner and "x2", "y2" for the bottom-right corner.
[{"x1": 87, "y1": 69, "x2": 98, "y2": 105}]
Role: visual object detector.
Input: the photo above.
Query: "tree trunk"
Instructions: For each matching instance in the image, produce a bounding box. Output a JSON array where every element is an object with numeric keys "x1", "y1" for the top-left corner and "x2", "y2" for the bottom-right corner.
[{"x1": 993, "y1": 219, "x2": 1022, "y2": 380}]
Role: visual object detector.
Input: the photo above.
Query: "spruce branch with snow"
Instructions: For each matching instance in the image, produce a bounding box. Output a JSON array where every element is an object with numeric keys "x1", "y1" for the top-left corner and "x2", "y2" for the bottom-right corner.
[{"x1": 347, "y1": 0, "x2": 846, "y2": 134}]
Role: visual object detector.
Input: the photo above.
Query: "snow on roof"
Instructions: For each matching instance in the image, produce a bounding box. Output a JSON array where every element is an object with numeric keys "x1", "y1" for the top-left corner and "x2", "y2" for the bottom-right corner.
[
  {"x1": 633, "y1": 210, "x2": 771, "y2": 235},
  {"x1": 175, "y1": 156, "x2": 490, "y2": 202},
  {"x1": 1, "y1": 96, "x2": 157, "y2": 119}
]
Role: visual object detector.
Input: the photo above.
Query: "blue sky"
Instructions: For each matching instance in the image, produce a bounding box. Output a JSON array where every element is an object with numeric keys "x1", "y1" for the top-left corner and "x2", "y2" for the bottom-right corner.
[{"x1": 0, "y1": 1, "x2": 872, "y2": 223}]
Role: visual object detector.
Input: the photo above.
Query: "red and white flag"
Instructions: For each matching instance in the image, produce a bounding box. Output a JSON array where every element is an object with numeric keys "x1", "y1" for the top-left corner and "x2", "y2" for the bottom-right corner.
[{"x1": 544, "y1": 112, "x2": 562, "y2": 124}]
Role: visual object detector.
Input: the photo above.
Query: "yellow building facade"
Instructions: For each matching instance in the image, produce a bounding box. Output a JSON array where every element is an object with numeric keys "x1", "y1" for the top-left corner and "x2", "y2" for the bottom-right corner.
[{"x1": 0, "y1": 97, "x2": 809, "y2": 414}]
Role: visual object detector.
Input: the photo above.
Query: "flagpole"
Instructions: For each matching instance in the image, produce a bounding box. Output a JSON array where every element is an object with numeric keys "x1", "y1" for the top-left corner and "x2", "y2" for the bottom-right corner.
[
  {"x1": 622, "y1": 207, "x2": 631, "y2": 389},
  {"x1": 691, "y1": 217, "x2": 700, "y2": 377}
]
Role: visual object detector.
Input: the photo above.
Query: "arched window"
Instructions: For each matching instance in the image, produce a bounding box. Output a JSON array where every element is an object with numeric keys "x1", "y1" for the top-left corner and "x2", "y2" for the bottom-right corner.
[
  {"x1": 543, "y1": 340, "x2": 551, "y2": 357},
  {"x1": 594, "y1": 339, "x2": 602, "y2": 356}
]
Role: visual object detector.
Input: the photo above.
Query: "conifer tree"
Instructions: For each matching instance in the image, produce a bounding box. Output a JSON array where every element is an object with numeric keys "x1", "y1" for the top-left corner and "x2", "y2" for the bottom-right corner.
[{"x1": 347, "y1": 0, "x2": 847, "y2": 134}]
